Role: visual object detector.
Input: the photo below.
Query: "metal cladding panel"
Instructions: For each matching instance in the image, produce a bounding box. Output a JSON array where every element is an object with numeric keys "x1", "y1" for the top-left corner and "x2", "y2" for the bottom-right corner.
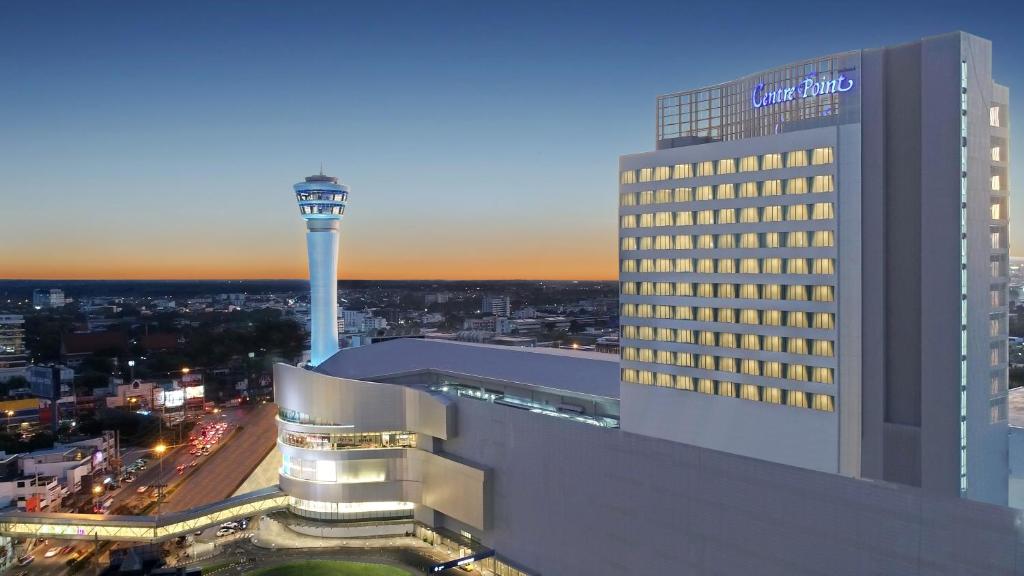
[{"x1": 413, "y1": 450, "x2": 487, "y2": 530}]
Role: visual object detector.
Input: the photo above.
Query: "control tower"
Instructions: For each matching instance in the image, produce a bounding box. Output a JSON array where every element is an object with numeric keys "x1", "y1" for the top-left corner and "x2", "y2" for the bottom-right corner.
[{"x1": 294, "y1": 172, "x2": 349, "y2": 366}]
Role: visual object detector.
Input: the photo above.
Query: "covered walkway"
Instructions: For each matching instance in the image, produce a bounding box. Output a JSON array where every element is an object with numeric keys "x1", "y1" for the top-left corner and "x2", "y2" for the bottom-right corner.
[{"x1": 0, "y1": 486, "x2": 287, "y2": 543}]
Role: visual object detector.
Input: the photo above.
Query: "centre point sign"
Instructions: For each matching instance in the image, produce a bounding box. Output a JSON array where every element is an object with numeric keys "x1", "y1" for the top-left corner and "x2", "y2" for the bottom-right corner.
[{"x1": 752, "y1": 73, "x2": 855, "y2": 109}]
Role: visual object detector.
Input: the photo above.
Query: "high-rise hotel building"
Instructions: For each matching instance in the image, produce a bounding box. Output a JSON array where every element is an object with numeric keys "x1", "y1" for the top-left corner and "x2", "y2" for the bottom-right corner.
[{"x1": 618, "y1": 31, "x2": 1010, "y2": 504}]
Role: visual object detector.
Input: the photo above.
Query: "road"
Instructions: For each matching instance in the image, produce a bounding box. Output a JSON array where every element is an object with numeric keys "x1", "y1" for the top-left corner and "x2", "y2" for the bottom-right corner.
[
  {"x1": 103, "y1": 407, "x2": 252, "y2": 514},
  {"x1": 162, "y1": 402, "x2": 277, "y2": 512}
]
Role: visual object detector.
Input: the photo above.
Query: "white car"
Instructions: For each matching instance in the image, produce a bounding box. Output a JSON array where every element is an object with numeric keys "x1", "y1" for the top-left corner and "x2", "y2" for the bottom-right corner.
[
  {"x1": 44, "y1": 547, "x2": 61, "y2": 558},
  {"x1": 136, "y1": 485, "x2": 149, "y2": 494},
  {"x1": 215, "y1": 528, "x2": 235, "y2": 537}
]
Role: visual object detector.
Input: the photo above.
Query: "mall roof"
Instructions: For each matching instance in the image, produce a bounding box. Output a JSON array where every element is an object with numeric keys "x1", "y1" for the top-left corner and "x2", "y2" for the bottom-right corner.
[{"x1": 315, "y1": 338, "x2": 620, "y2": 400}]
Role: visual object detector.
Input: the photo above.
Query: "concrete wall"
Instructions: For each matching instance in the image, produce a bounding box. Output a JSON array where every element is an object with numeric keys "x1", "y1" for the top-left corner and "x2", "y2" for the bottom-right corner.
[{"x1": 440, "y1": 399, "x2": 1024, "y2": 576}]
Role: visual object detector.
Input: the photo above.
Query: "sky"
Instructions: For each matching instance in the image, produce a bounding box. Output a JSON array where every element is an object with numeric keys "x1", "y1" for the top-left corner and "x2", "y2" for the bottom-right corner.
[{"x1": 0, "y1": 0, "x2": 1020, "y2": 280}]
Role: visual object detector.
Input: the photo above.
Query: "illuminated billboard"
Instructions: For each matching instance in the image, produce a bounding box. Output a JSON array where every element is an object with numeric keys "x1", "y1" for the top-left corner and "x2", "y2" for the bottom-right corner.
[
  {"x1": 185, "y1": 386, "x2": 205, "y2": 399},
  {"x1": 164, "y1": 389, "x2": 185, "y2": 408}
]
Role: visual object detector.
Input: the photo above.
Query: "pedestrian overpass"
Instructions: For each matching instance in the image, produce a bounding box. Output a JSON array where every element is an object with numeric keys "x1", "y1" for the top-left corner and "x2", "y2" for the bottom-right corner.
[{"x1": 0, "y1": 486, "x2": 288, "y2": 543}]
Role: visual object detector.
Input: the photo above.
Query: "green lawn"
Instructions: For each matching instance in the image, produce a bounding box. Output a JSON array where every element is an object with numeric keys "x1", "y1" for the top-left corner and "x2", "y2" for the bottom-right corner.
[{"x1": 245, "y1": 560, "x2": 410, "y2": 576}]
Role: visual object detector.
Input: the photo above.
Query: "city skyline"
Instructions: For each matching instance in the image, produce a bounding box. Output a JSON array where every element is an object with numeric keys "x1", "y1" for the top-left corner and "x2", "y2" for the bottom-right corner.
[{"x1": 1, "y1": 1, "x2": 1021, "y2": 281}]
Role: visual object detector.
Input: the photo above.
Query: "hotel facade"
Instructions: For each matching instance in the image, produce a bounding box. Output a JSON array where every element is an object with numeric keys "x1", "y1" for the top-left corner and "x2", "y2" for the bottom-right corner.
[{"x1": 619, "y1": 31, "x2": 1010, "y2": 505}]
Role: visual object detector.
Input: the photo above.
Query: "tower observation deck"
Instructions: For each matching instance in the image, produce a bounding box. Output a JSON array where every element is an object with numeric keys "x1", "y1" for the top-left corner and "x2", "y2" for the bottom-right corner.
[{"x1": 294, "y1": 172, "x2": 349, "y2": 366}]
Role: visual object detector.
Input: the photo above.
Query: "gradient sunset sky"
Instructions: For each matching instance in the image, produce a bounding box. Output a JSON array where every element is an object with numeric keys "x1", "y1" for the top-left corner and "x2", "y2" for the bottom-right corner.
[{"x1": 1, "y1": 0, "x2": 1020, "y2": 280}]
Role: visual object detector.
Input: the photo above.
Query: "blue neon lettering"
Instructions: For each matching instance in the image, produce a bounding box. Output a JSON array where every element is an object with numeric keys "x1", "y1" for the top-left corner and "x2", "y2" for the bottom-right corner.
[{"x1": 753, "y1": 73, "x2": 855, "y2": 109}]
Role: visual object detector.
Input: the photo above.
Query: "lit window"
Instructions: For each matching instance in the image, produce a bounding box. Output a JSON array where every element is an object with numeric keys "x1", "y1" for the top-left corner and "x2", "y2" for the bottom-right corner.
[
  {"x1": 762, "y1": 180, "x2": 782, "y2": 196},
  {"x1": 787, "y1": 390, "x2": 809, "y2": 408},
  {"x1": 992, "y1": 146, "x2": 1001, "y2": 162},
  {"x1": 621, "y1": 215, "x2": 637, "y2": 229},
  {"x1": 812, "y1": 230, "x2": 834, "y2": 247},
  {"x1": 762, "y1": 387, "x2": 783, "y2": 404},
  {"x1": 812, "y1": 394, "x2": 834, "y2": 412},
  {"x1": 739, "y1": 156, "x2": 759, "y2": 172},
  {"x1": 639, "y1": 190, "x2": 655, "y2": 205},
  {"x1": 675, "y1": 235, "x2": 693, "y2": 249},
  {"x1": 697, "y1": 161, "x2": 715, "y2": 177},
  {"x1": 620, "y1": 192, "x2": 637, "y2": 206},
  {"x1": 786, "y1": 178, "x2": 808, "y2": 195},
  {"x1": 990, "y1": 106, "x2": 1001, "y2": 127},
  {"x1": 716, "y1": 184, "x2": 735, "y2": 199},
  {"x1": 695, "y1": 186, "x2": 714, "y2": 201},
  {"x1": 762, "y1": 153, "x2": 783, "y2": 170},
  {"x1": 675, "y1": 375, "x2": 695, "y2": 390},
  {"x1": 811, "y1": 147, "x2": 834, "y2": 165},
  {"x1": 739, "y1": 182, "x2": 758, "y2": 198},
  {"x1": 639, "y1": 167, "x2": 654, "y2": 182},
  {"x1": 673, "y1": 164, "x2": 693, "y2": 179},
  {"x1": 655, "y1": 189, "x2": 673, "y2": 203},
  {"x1": 740, "y1": 384, "x2": 760, "y2": 401},
  {"x1": 717, "y1": 381, "x2": 737, "y2": 397},
  {"x1": 811, "y1": 175, "x2": 834, "y2": 193},
  {"x1": 717, "y1": 158, "x2": 736, "y2": 174},
  {"x1": 786, "y1": 150, "x2": 808, "y2": 167},
  {"x1": 654, "y1": 166, "x2": 671, "y2": 181},
  {"x1": 620, "y1": 170, "x2": 637, "y2": 184},
  {"x1": 674, "y1": 187, "x2": 693, "y2": 202}
]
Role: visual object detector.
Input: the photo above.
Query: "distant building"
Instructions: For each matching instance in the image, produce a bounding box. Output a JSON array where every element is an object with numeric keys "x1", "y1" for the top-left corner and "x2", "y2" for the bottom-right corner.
[
  {"x1": 463, "y1": 316, "x2": 512, "y2": 334},
  {"x1": 481, "y1": 295, "x2": 512, "y2": 317},
  {"x1": 32, "y1": 288, "x2": 66, "y2": 309},
  {"x1": 0, "y1": 315, "x2": 27, "y2": 382},
  {"x1": 425, "y1": 293, "x2": 449, "y2": 305}
]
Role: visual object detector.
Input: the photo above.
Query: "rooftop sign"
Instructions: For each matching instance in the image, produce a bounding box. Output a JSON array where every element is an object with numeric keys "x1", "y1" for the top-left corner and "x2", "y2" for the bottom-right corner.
[{"x1": 752, "y1": 73, "x2": 854, "y2": 109}]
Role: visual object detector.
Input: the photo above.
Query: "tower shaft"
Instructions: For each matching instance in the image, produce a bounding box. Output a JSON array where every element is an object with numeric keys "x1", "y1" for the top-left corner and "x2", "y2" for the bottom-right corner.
[{"x1": 306, "y1": 219, "x2": 340, "y2": 365}]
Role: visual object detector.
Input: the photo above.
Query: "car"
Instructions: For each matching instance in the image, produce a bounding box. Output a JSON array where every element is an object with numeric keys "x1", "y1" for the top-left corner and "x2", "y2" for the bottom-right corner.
[
  {"x1": 16, "y1": 555, "x2": 33, "y2": 566},
  {"x1": 60, "y1": 545, "x2": 73, "y2": 554},
  {"x1": 44, "y1": 547, "x2": 61, "y2": 558},
  {"x1": 215, "y1": 528, "x2": 235, "y2": 537},
  {"x1": 124, "y1": 476, "x2": 135, "y2": 483},
  {"x1": 137, "y1": 485, "x2": 149, "y2": 494},
  {"x1": 189, "y1": 459, "x2": 198, "y2": 467}
]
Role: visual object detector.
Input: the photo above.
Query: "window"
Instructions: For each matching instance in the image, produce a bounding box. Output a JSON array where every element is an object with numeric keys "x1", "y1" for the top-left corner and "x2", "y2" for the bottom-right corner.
[
  {"x1": 621, "y1": 259, "x2": 637, "y2": 273},
  {"x1": 763, "y1": 387, "x2": 783, "y2": 404},
  {"x1": 655, "y1": 211, "x2": 674, "y2": 227},
  {"x1": 695, "y1": 186, "x2": 714, "y2": 201},
  {"x1": 739, "y1": 182, "x2": 758, "y2": 198},
  {"x1": 811, "y1": 147, "x2": 834, "y2": 165},
  {"x1": 785, "y1": 204, "x2": 809, "y2": 221},
  {"x1": 621, "y1": 237, "x2": 637, "y2": 250},
  {"x1": 655, "y1": 188, "x2": 673, "y2": 203},
  {"x1": 786, "y1": 178, "x2": 808, "y2": 195},
  {"x1": 697, "y1": 161, "x2": 715, "y2": 177},
  {"x1": 811, "y1": 202, "x2": 834, "y2": 220},
  {"x1": 675, "y1": 375, "x2": 695, "y2": 390},
  {"x1": 620, "y1": 192, "x2": 637, "y2": 206},
  {"x1": 812, "y1": 230, "x2": 834, "y2": 247},
  {"x1": 992, "y1": 175, "x2": 1001, "y2": 191},
  {"x1": 992, "y1": 146, "x2": 1001, "y2": 162},
  {"x1": 654, "y1": 235, "x2": 672, "y2": 249},
  {"x1": 990, "y1": 106, "x2": 1001, "y2": 127},
  {"x1": 717, "y1": 158, "x2": 736, "y2": 174},
  {"x1": 673, "y1": 164, "x2": 693, "y2": 179},
  {"x1": 812, "y1": 394, "x2": 835, "y2": 412},
  {"x1": 674, "y1": 187, "x2": 693, "y2": 202},
  {"x1": 786, "y1": 150, "x2": 808, "y2": 167},
  {"x1": 716, "y1": 183, "x2": 736, "y2": 199},
  {"x1": 639, "y1": 190, "x2": 655, "y2": 205},
  {"x1": 620, "y1": 170, "x2": 637, "y2": 184},
  {"x1": 762, "y1": 153, "x2": 783, "y2": 170},
  {"x1": 639, "y1": 167, "x2": 653, "y2": 182},
  {"x1": 762, "y1": 180, "x2": 782, "y2": 196},
  {"x1": 812, "y1": 175, "x2": 834, "y2": 193},
  {"x1": 621, "y1": 215, "x2": 637, "y2": 229},
  {"x1": 787, "y1": 390, "x2": 809, "y2": 408},
  {"x1": 654, "y1": 166, "x2": 671, "y2": 181},
  {"x1": 676, "y1": 211, "x2": 693, "y2": 226},
  {"x1": 739, "y1": 156, "x2": 759, "y2": 172}
]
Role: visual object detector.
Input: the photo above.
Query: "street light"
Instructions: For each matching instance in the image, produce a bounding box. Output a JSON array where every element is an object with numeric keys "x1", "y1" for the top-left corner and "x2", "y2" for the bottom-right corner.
[
  {"x1": 153, "y1": 442, "x2": 167, "y2": 516},
  {"x1": 5, "y1": 409, "x2": 13, "y2": 431},
  {"x1": 92, "y1": 485, "x2": 103, "y2": 512}
]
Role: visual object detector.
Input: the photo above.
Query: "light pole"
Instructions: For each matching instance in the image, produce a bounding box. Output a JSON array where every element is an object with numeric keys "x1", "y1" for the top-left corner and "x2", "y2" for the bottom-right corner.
[
  {"x1": 153, "y1": 442, "x2": 167, "y2": 516},
  {"x1": 91, "y1": 484, "x2": 103, "y2": 513},
  {"x1": 5, "y1": 409, "x2": 13, "y2": 432}
]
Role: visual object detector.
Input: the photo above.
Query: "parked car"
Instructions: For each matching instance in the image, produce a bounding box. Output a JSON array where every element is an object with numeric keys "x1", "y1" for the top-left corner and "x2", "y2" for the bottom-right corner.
[
  {"x1": 17, "y1": 555, "x2": 34, "y2": 566},
  {"x1": 44, "y1": 547, "x2": 61, "y2": 558},
  {"x1": 215, "y1": 528, "x2": 235, "y2": 537},
  {"x1": 137, "y1": 485, "x2": 149, "y2": 494}
]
